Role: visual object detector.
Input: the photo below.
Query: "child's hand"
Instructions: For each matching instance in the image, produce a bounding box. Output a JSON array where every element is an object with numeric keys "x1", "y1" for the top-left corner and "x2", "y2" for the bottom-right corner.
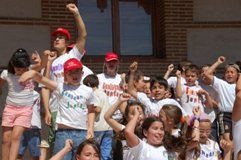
[
  {"x1": 217, "y1": 56, "x2": 226, "y2": 64},
  {"x1": 220, "y1": 139, "x2": 232, "y2": 152},
  {"x1": 86, "y1": 129, "x2": 94, "y2": 139},
  {"x1": 64, "y1": 139, "x2": 73, "y2": 152},
  {"x1": 119, "y1": 93, "x2": 130, "y2": 102},
  {"x1": 167, "y1": 64, "x2": 174, "y2": 72},
  {"x1": 48, "y1": 51, "x2": 57, "y2": 62},
  {"x1": 129, "y1": 61, "x2": 138, "y2": 73},
  {"x1": 31, "y1": 50, "x2": 41, "y2": 64},
  {"x1": 175, "y1": 70, "x2": 182, "y2": 78},
  {"x1": 192, "y1": 106, "x2": 201, "y2": 117},
  {"x1": 66, "y1": 3, "x2": 79, "y2": 16},
  {"x1": 197, "y1": 89, "x2": 208, "y2": 96}
]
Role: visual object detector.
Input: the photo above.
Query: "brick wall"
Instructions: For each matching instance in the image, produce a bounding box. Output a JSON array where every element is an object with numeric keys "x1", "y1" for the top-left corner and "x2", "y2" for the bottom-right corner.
[{"x1": 1, "y1": 0, "x2": 238, "y2": 76}]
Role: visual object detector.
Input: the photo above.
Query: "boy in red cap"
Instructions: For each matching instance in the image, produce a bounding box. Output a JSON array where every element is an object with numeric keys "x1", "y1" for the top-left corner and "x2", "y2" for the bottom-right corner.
[
  {"x1": 19, "y1": 58, "x2": 96, "y2": 160},
  {"x1": 41, "y1": 3, "x2": 89, "y2": 152}
]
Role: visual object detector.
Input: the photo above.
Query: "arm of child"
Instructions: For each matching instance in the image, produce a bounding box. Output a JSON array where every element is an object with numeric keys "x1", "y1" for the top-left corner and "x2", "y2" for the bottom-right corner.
[
  {"x1": 127, "y1": 61, "x2": 138, "y2": 98},
  {"x1": 86, "y1": 104, "x2": 95, "y2": 139},
  {"x1": 19, "y1": 70, "x2": 57, "y2": 91},
  {"x1": 164, "y1": 64, "x2": 174, "y2": 80},
  {"x1": 124, "y1": 106, "x2": 140, "y2": 148},
  {"x1": 204, "y1": 56, "x2": 225, "y2": 85},
  {"x1": 31, "y1": 50, "x2": 50, "y2": 71},
  {"x1": 49, "y1": 139, "x2": 73, "y2": 160},
  {"x1": 220, "y1": 139, "x2": 232, "y2": 160},
  {"x1": 232, "y1": 73, "x2": 241, "y2": 122},
  {"x1": 104, "y1": 93, "x2": 130, "y2": 132},
  {"x1": 0, "y1": 78, "x2": 5, "y2": 88},
  {"x1": 66, "y1": 3, "x2": 87, "y2": 55},
  {"x1": 197, "y1": 89, "x2": 214, "y2": 108},
  {"x1": 175, "y1": 70, "x2": 183, "y2": 98}
]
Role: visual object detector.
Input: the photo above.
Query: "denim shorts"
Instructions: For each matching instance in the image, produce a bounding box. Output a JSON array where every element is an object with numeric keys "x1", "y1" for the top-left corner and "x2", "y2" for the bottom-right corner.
[
  {"x1": 53, "y1": 129, "x2": 87, "y2": 160},
  {"x1": 18, "y1": 128, "x2": 41, "y2": 157}
]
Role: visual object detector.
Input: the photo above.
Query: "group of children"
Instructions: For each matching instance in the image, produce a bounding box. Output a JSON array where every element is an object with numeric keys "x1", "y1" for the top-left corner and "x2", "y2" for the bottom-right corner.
[{"x1": 1, "y1": 2, "x2": 241, "y2": 160}]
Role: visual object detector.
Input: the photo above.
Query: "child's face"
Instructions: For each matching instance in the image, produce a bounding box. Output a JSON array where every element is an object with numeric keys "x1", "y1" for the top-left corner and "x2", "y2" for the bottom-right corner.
[
  {"x1": 134, "y1": 76, "x2": 146, "y2": 92},
  {"x1": 65, "y1": 69, "x2": 83, "y2": 86},
  {"x1": 76, "y1": 144, "x2": 99, "y2": 160},
  {"x1": 53, "y1": 34, "x2": 68, "y2": 52},
  {"x1": 14, "y1": 67, "x2": 28, "y2": 76},
  {"x1": 144, "y1": 121, "x2": 165, "y2": 146},
  {"x1": 127, "y1": 105, "x2": 145, "y2": 125},
  {"x1": 199, "y1": 121, "x2": 211, "y2": 144},
  {"x1": 185, "y1": 70, "x2": 198, "y2": 85},
  {"x1": 151, "y1": 83, "x2": 166, "y2": 100},
  {"x1": 105, "y1": 60, "x2": 119, "y2": 75},
  {"x1": 144, "y1": 82, "x2": 151, "y2": 98},
  {"x1": 224, "y1": 66, "x2": 238, "y2": 84}
]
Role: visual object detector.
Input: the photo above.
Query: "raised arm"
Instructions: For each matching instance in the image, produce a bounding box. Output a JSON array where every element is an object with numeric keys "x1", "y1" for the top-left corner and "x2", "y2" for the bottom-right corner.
[
  {"x1": 197, "y1": 89, "x2": 214, "y2": 108},
  {"x1": 232, "y1": 73, "x2": 241, "y2": 122},
  {"x1": 19, "y1": 70, "x2": 57, "y2": 91},
  {"x1": 175, "y1": 70, "x2": 183, "y2": 98},
  {"x1": 49, "y1": 139, "x2": 73, "y2": 160},
  {"x1": 124, "y1": 106, "x2": 140, "y2": 148},
  {"x1": 66, "y1": 3, "x2": 87, "y2": 54},
  {"x1": 203, "y1": 56, "x2": 225, "y2": 85},
  {"x1": 164, "y1": 64, "x2": 174, "y2": 80},
  {"x1": 127, "y1": 62, "x2": 138, "y2": 98},
  {"x1": 104, "y1": 93, "x2": 130, "y2": 132}
]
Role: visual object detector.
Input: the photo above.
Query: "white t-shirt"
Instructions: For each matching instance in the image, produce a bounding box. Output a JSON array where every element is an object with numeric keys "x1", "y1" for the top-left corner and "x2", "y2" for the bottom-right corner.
[
  {"x1": 199, "y1": 80, "x2": 220, "y2": 122},
  {"x1": 167, "y1": 76, "x2": 186, "y2": 89},
  {"x1": 212, "y1": 76, "x2": 235, "y2": 112},
  {"x1": 1, "y1": 70, "x2": 35, "y2": 106},
  {"x1": 54, "y1": 83, "x2": 95, "y2": 130},
  {"x1": 233, "y1": 119, "x2": 241, "y2": 160},
  {"x1": 179, "y1": 84, "x2": 205, "y2": 116},
  {"x1": 136, "y1": 92, "x2": 187, "y2": 117},
  {"x1": 130, "y1": 140, "x2": 168, "y2": 160},
  {"x1": 31, "y1": 91, "x2": 41, "y2": 129},
  {"x1": 97, "y1": 73, "x2": 122, "y2": 120},
  {"x1": 93, "y1": 89, "x2": 112, "y2": 131},
  {"x1": 198, "y1": 139, "x2": 221, "y2": 160},
  {"x1": 49, "y1": 46, "x2": 84, "y2": 112}
]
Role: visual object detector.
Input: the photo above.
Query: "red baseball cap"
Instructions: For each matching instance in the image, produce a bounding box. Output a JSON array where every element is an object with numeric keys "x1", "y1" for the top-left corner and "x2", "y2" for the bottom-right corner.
[
  {"x1": 64, "y1": 58, "x2": 83, "y2": 74},
  {"x1": 52, "y1": 27, "x2": 71, "y2": 40},
  {"x1": 105, "y1": 52, "x2": 119, "y2": 62}
]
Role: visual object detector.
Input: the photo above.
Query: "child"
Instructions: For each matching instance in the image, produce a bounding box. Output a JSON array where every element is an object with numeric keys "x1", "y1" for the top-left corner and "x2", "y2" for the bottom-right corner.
[
  {"x1": 0, "y1": 48, "x2": 35, "y2": 160},
  {"x1": 19, "y1": 58, "x2": 96, "y2": 160},
  {"x1": 97, "y1": 52, "x2": 123, "y2": 120},
  {"x1": 17, "y1": 91, "x2": 42, "y2": 160},
  {"x1": 104, "y1": 93, "x2": 145, "y2": 160},
  {"x1": 204, "y1": 56, "x2": 239, "y2": 146},
  {"x1": 127, "y1": 61, "x2": 186, "y2": 117},
  {"x1": 232, "y1": 72, "x2": 241, "y2": 160},
  {"x1": 41, "y1": 3, "x2": 87, "y2": 150},
  {"x1": 50, "y1": 139, "x2": 101, "y2": 160},
  {"x1": 192, "y1": 108, "x2": 222, "y2": 160},
  {"x1": 176, "y1": 64, "x2": 213, "y2": 116},
  {"x1": 83, "y1": 74, "x2": 113, "y2": 160},
  {"x1": 124, "y1": 115, "x2": 168, "y2": 160}
]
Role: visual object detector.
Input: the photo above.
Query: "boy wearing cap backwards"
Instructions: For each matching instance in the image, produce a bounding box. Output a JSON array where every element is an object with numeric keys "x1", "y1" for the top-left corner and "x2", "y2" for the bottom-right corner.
[
  {"x1": 41, "y1": 3, "x2": 87, "y2": 148},
  {"x1": 204, "y1": 56, "x2": 240, "y2": 150},
  {"x1": 19, "y1": 58, "x2": 96, "y2": 160}
]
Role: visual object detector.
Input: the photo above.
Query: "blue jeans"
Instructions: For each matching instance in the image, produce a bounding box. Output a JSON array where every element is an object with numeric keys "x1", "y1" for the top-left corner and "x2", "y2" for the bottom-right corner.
[
  {"x1": 94, "y1": 130, "x2": 113, "y2": 160},
  {"x1": 53, "y1": 129, "x2": 87, "y2": 160},
  {"x1": 19, "y1": 128, "x2": 41, "y2": 157}
]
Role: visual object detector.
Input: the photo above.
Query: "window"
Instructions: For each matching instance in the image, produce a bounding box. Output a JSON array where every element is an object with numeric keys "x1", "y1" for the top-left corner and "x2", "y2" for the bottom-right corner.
[{"x1": 78, "y1": 0, "x2": 162, "y2": 56}]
